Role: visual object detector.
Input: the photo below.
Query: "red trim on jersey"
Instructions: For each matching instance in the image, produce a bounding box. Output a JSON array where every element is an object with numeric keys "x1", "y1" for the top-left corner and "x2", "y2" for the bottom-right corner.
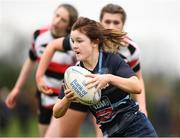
[
  {"x1": 40, "y1": 28, "x2": 49, "y2": 34},
  {"x1": 39, "y1": 26, "x2": 50, "y2": 34},
  {"x1": 37, "y1": 58, "x2": 71, "y2": 73},
  {"x1": 32, "y1": 42, "x2": 35, "y2": 49},
  {"x1": 96, "y1": 107, "x2": 113, "y2": 117},
  {"x1": 128, "y1": 59, "x2": 139, "y2": 68},
  {"x1": 48, "y1": 62, "x2": 71, "y2": 73}
]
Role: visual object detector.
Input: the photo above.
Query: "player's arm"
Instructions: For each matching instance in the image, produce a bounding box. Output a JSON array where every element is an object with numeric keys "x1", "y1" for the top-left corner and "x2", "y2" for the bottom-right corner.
[
  {"x1": 134, "y1": 70, "x2": 147, "y2": 116},
  {"x1": 125, "y1": 40, "x2": 147, "y2": 116},
  {"x1": 86, "y1": 54, "x2": 142, "y2": 94},
  {"x1": 128, "y1": 44, "x2": 147, "y2": 116},
  {"x1": 53, "y1": 98, "x2": 70, "y2": 118},
  {"x1": 36, "y1": 37, "x2": 65, "y2": 93},
  {"x1": 86, "y1": 74, "x2": 141, "y2": 94},
  {"x1": 109, "y1": 75, "x2": 142, "y2": 94},
  {"x1": 5, "y1": 58, "x2": 35, "y2": 108},
  {"x1": 53, "y1": 89, "x2": 76, "y2": 118}
]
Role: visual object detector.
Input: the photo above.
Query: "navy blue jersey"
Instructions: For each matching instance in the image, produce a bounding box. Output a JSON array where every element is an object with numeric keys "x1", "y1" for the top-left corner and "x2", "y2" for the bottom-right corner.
[
  {"x1": 59, "y1": 49, "x2": 139, "y2": 135},
  {"x1": 80, "y1": 52, "x2": 138, "y2": 127},
  {"x1": 60, "y1": 36, "x2": 157, "y2": 137}
]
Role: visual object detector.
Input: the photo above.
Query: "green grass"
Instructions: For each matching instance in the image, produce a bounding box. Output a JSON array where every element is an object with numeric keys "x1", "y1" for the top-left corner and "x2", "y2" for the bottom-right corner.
[
  {"x1": 80, "y1": 120, "x2": 96, "y2": 137},
  {"x1": 0, "y1": 116, "x2": 96, "y2": 137},
  {"x1": 0, "y1": 116, "x2": 39, "y2": 137}
]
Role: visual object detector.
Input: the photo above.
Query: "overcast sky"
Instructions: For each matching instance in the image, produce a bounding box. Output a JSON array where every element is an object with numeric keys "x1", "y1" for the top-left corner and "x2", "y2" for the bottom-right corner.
[{"x1": 0, "y1": 0, "x2": 180, "y2": 77}]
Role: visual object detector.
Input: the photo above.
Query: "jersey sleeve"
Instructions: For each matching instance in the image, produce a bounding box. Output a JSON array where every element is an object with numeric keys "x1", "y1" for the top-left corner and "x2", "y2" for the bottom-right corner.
[
  {"x1": 29, "y1": 48, "x2": 37, "y2": 61},
  {"x1": 28, "y1": 30, "x2": 39, "y2": 61},
  {"x1": 110, "y1": 53, "x2": 136, "y2": 78},
  {"x1": 127, "y1": 42, "x2": 141, "y2": 73},
  {"x1": 63, "y1": 35, "x2": 72, "y2": 51}
]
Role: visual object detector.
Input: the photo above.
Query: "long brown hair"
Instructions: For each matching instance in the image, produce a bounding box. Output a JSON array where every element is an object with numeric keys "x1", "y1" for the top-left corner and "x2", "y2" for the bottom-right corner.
[
  {"x1": 71, "y1": 17, "x2": 126, "y2": 53},
  {"x1": 56, "y1": 4, "x2": 78, "y2": 33}
]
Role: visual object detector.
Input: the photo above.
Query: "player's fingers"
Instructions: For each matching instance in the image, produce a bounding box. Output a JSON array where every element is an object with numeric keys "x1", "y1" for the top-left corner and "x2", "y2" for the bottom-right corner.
[
  {"x1": 64, "y1": 89, "x2": 71, "y2": 95},
  {"x1": 45, "y1": 87, "x2": 54, "y2": 94},
  {"x1": 85, "y1": 74, "x2": 96, "y2": 78},
  {"x1": 69, "y1": 96, "x2": 78, "y2": 102},
  {"x1": 6, "y1": 98, "x2": 15, "y2": 108},
  {"x1": 39, "y1": 85, "x2": 53, "y2": 94},
  {"x1": 102, "y1": 83, "x2": 109, "y2": 89},
  {"x1": 97, "y1": 83, "x2": 109, "y2": 90},
  {"x1": 86, "y1": 80, "x2": 99, "y2": 89},
  {"x1": 66, "y1": 91, "x2": 74, "y2": 98},
  {"x1": 85, "y1": 78, "x2": 97, "y2": 85},
  {"x1": 96, "y1": 84, "x2": 103, "y2": 90},
  {"x1": 44, "y1": 89, "x2": 53, "y2": 94},
  {"x1": 38, "y1": 85, "x2": 44, "y2": 91},
  {"x1": 9, "y1": 102, "x2": 16, "y2": 108},
  {"x1": 63, "y1": 83, "x2": 69, "y2": 90}
]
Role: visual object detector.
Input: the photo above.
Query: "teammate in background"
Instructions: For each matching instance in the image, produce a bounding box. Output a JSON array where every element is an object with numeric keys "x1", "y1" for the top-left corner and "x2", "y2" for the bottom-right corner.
[
  {"x1": 92, "y1": 4, "x2": 148, "y2": 135},
  {"x1": 36, "y1": 3, "x2": 147, "y2": 137},
  {"x1": 53, "y1": 17, "x2": 157, "y2": 137},
  {"x1": 100, "y1": 3, "x2": 147, "y2": 116},
  {"x1": 5, "y1": 4, "x2": 78, "y2": 137}
]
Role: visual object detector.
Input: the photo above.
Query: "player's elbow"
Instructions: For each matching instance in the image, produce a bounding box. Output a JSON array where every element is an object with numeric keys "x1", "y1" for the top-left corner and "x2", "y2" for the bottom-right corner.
[
  {"x1": 53, "y1": 104, "x2": 65, "y2": 118},
  {"x1": 53, "y1": 112, "x2": 64, "y2": 118},
  {"x1": 134, "y1": 86, "x2": 142, "y2": 94},
  {"x1": 132, "y1": 76, "x2": 142, "y2": 94}
]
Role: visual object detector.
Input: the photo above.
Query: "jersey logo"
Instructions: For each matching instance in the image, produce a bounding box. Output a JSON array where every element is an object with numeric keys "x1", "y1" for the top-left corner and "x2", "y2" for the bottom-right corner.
[{"x1": 90, "y1": 96, "x2": 114, "y2": 122}]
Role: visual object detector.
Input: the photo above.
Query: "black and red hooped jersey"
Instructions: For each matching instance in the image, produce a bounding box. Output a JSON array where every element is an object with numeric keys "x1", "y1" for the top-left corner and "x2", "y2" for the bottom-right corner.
[
  {"x1": 119, "y1": 37, "x2": 141, "y2": 73},
  {"x1": 29, "y1": 27, "x2": 75, "y2": 107}
]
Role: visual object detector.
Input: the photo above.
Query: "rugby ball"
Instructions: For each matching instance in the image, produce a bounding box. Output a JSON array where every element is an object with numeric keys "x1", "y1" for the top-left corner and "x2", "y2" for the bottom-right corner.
[{"x1": 64, "y1": 66, "x2": 101, "y2": 105}]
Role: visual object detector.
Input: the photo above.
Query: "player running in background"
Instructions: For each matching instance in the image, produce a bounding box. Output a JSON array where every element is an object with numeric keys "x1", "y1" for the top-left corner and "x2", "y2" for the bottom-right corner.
[
  {"x1": 100, "y1": 3, "x2": 147, "y2": 116},
  {"x1": 53, "y1": 16, "x2": 157, "y2": 137},
  {"x1": 5, "y1": 4, "x2": 78, "y2": 137}
]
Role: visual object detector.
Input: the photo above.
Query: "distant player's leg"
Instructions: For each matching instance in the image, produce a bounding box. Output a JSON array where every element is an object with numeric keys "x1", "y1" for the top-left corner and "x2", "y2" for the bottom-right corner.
[
  {"x1": 59, "y1": 109, "x2": 87, "y2": 137},
  {"x1": 37, "y1": 106, "x2": 51, "y2": 137},
  {"x1": 37, "y1": 93, "x2": 52, "y2": 137},
  {"x1": 91, "y1": 115, "x2": 103, "y2": 137},
  {"x1": 37, "y1": 106, "x2": 52, "y2": 137},
  {"x1": 44, "y1": 116, "x2": 61, "y2": 137},
  {"x1": 38, "y1": 124, "x2": 49, "y2": 137}
]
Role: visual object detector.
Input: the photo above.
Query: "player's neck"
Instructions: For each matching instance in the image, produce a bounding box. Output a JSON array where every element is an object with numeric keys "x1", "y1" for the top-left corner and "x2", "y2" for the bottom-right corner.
[{"x1": 83, "y1": 51, "x2": 99, "y2": 71}]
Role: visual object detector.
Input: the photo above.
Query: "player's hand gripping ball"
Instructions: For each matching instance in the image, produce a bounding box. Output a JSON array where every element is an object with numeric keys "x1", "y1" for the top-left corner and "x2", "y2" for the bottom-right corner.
[{"x1": 64, "y1": 66, "x2": 101, "y2": 105}]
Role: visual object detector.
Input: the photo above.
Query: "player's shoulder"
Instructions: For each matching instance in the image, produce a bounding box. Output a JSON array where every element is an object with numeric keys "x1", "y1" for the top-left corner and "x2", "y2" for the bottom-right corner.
[
  {"x1": 125, "y1": 35, "x2": 139, "y2": 47},
  {"x1": 125, "y1": 35, "x2": 140, "y2": 55},
  {"x1": 104, "y1": 52, "x2": 124, "y2": 66},
  {"x1": 46, "y1": 37, "x2": 65, "y2": 51},
  {"x1": 33, "y1": 25, "x2": 50, "y2": 40}
]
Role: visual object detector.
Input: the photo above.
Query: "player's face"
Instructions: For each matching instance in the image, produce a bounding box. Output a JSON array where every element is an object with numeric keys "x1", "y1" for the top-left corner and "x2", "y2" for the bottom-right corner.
[
  {"x1": 51, "y1": 6, "x2": 70, "y2": 37},
  {"x1": 101, "y1": 13, "x2": 124, "y2": 32},
  {"x1": 70, "y1": 30, "x2": 97, "y2": 63}
]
